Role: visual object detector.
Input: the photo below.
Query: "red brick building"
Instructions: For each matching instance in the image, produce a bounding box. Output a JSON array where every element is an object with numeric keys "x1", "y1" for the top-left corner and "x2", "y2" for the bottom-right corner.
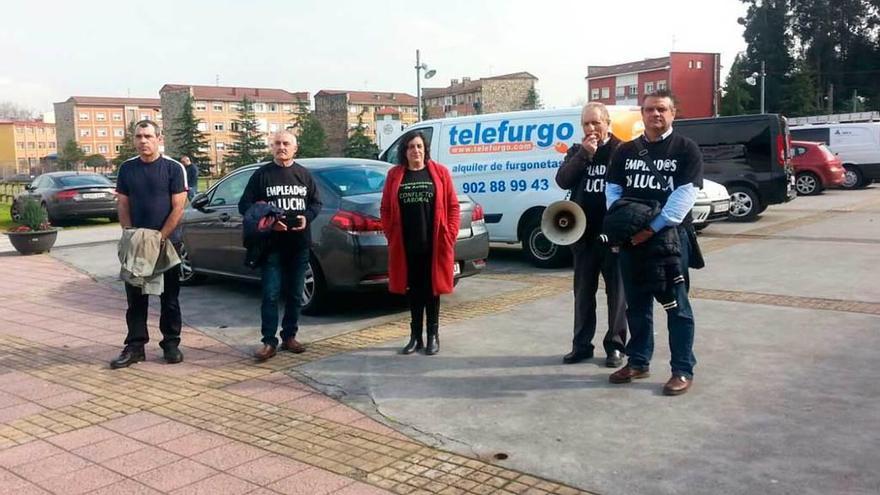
[{"x1": 586, "y1": 52, "x2": 720, "y2": 118}]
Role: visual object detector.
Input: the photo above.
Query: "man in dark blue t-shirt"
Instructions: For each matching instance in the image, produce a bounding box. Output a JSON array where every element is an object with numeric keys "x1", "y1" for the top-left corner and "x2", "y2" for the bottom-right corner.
[{"x1": 111, "y1": 120, "x2": 188, "y2": 369}]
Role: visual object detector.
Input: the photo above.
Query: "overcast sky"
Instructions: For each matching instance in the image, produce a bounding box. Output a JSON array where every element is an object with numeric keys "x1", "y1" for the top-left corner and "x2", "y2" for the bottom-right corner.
[{"x1": 3, "y1": 0, "x2": 748, "y2": 114}]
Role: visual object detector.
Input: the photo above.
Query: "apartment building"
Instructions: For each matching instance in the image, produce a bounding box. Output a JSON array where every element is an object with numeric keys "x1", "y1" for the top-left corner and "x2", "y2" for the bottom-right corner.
[
  {"x1": 314, "y1": 90, "x2": 418, "y2": 155},
  {"x1": 422, "y1": 72, "x2": 538, "y2": 119},
  {"x1": 53, "y1": 96, "x2": 162, "y2": 160},
  {"x1": 160, "y1": 84, "x2": 309, "y2": 164},
  {"x1": 0, "y1": 119, "x2": 57, "y2": 177},
  {"x1": 586, "y1": 52, "x2": 720, "y2": 118}
]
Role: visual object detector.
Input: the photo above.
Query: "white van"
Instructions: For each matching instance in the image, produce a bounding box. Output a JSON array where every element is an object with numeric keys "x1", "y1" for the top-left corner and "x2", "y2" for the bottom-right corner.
[{"x1": 789, "y1": 122, "x2": 880, "y2": 188}]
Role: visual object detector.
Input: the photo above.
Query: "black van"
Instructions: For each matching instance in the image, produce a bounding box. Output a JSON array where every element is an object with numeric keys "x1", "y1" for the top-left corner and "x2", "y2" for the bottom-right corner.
[{"x1": 675, "y1": 114, "x2": 796, "y2": 222}]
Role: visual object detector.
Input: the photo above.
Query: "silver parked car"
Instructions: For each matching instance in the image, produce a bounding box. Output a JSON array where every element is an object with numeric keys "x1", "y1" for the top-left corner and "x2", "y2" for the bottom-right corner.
[
  {"x1": 11, "y1": 172, "x2": 118, "y2": 223},
  {"x1": 179, "y1": 158, "x2": 490, "y2": 314}
]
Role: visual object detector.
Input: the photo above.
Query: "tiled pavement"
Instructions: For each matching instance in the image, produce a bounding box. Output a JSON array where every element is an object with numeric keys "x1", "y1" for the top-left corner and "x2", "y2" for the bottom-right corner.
[{"x1": 0, "y1": 255, "x2": 595, "y2": 495}]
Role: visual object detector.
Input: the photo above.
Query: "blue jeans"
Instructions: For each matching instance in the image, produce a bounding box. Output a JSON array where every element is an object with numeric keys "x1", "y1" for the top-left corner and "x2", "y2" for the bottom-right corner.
[
  {"x1": 260, "y1": 247, "x2": 309, "y2": 348},
  {"x1": 619, "y1": 226, "x2": 696, "y2": 378}
]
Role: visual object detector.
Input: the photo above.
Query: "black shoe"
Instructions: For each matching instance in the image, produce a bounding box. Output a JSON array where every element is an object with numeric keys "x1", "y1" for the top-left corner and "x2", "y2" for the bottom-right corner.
[
  {"x1": 425, "y1": 325, "x2": 439, "y2": 356},
  {"x1": 605, "y1": 350, "x2": 624, "y2": 368},
  {"x1": 562, "y1": 348, "x2": 594, "y2": 364},
  {"x1": 163, "y1": 346, "x2": 184, "y2": 364},
  {"x1": 110, "y1": 347, "x2": 145, "y2": 369}
]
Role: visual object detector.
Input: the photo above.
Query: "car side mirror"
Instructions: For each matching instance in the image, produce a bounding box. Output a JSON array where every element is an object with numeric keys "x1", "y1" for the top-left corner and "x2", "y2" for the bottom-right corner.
[
  {"x1": 190, "y1": 193, "x2": 210, "y2": 210},
  {"x1": 24, "y1": 185, "x2": 35, "y2": 192}
]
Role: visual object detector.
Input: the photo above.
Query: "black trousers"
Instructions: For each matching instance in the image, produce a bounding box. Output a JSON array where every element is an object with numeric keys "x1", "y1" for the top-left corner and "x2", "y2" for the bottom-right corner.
[
  {"x1": 124, "y1": 266, "x2": 181, "y2": 351},
  {"x1": 571, "y1": 237, "x2": 627, "y2": 355},
  {"x1": 406, "y1": 247, "x2": 439, "y2": 330}
]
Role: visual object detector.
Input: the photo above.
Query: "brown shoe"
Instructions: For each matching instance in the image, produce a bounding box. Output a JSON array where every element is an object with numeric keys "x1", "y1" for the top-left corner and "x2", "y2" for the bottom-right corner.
[
  {"x1": 662, "y1": 375, "x2": 692, "y2": 396},
  {"x1": 609, "y1": 366, "x2": 650, "y2": 384},
  {"x1": 254, "y1": 344, "x2": 277, "y2": 361},
  {"x1": 280, "y1": 337, "x2": 305, "y2": 354}
]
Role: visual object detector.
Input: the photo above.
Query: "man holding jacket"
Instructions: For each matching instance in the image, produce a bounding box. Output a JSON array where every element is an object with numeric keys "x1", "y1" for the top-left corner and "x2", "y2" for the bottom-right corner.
[
  {"x1": 605, "y1": 89, "x2": 703, "y2": 396},
  {"x1": 238, "y1": 130, "x2": 322, "y2": 361},
  {"x1": 555, "y1": 102, "x2": 627, "y2": 367}
]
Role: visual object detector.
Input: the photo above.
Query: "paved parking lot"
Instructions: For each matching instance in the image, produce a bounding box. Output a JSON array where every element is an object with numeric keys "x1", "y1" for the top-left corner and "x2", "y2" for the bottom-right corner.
[{"x1": 2, "y1": 186, "x2": 878, "y2": 494}]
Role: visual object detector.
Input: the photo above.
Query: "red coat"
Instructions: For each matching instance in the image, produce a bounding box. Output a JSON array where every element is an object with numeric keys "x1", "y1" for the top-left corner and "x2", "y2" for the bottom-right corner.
[{"x1": 380, "y1": 160, "x2": 460, "y2": 296}]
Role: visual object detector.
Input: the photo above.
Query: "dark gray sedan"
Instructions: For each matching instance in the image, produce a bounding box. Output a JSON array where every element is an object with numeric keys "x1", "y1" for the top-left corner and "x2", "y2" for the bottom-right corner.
[
  {"x1": 11, "y1": 172, "x2": 118, "y2": 223},
  {"x1": 179, "y1": 158, "x2": 490, "y2": 314}
]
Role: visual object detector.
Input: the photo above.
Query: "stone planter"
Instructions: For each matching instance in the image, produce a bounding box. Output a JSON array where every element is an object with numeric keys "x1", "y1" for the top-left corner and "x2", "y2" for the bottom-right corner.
[{"x1": 4, "y1": 229, "x2": 59, "y2": 255}]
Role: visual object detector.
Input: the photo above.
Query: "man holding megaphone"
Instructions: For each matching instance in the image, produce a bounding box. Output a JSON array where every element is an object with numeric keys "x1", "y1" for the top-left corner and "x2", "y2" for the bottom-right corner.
[{"x1": 554, "y1": 102, "x2": 628, "y2": 367}]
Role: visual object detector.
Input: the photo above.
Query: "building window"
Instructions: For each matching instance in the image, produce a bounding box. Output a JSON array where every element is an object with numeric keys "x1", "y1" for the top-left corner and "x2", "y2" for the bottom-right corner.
[
  {"x1": 269, "y1": 123, "x2": 279, "y2": 132},
  {"x1": 112, "y1": 113, "x2": 122, "y2": 121},
  {"x1": 140, "y1": 114, "x2": 150, "y2": 121},
  {"x1": 230, "y1": 122, "x2": 240, "y2": 132},
  {"x1": 688, "y1": 60, "x2": 694, "y2": 69},
  {"x1": 628, "y1": 84, "x2": 638, "y2": 96},
  {"x1": 230, "y1": 103, "x2": 242, "y2": 112},
  {"x1": 194, "y1": 102, "x2": 207, "y2": 111},
  {"x1": 197, "y1": 122, "x2": 208, "y2": 132},
  {"x1": 80, "y1": 129, "x2": 91, "y2": 137},
  {"x1": 213, "y1": 122, "x2": 224, "y2": 131},
  {"x1": 38, "y1": 142, "x2": 45, "y2": 149},
  {"x1": 114, "y1": 128, "x2": 124, "y2": 137},
  {"x1": 615, "y1": 86, "x2": 625, "y2": 97},
  {"x1": 645, "y1": 82, "x2": 655, "y2": 93},
  {"x1": 98, "y1": 144, "x2": 109, "y2": 153},
  {"x1": 96, "y1": 112, "x2": 106, "y2": 121},
  {"x1": 97, "y1": 128, "x2": 108, "y2": 137},
  {"x1": 282, "y1": 104, "x2": 293, "y2": 112},
  {"x1": 254, "y1": 103, "x2": 266, "y2": 112},
  {"x1": 82, "y1": 145, "x2": 91, "y2": 153},
  {"x1": 115, "y1": 145, "x2": 122, "y2": 152},
  {"x1": 658, "y1": 80, "x2": 667, "y2": 90},
  {"x1": 16, "y1": 141, "x2": 24, "y2": 149},
  {"x1": 79, "y1": 112, "x2": 89, "y2": 120},
  {"x1": 215, "y1": 142, "x2": 225, "y2": 150},
  {"x1": 696, "y1": 60, "x2": 703, "y2": 69},
  {"x1": 28, "y1": 142, "x2": 35, "y2": 149},
  {"x1": 590, "y1": 88, "x2": 600, "y2": 100},
  {"x1": 49, "y1": 142, "x2": 55, "y2": 149},
  {"x1": 268, "y1": 104, "x2": 278, "y2": 112},
  {"x1": 212, "y1": 102, "x2": 224, "y2": 112},
  {"x1": 599, "y1": 87, "x2": 609, "y2": 99}
]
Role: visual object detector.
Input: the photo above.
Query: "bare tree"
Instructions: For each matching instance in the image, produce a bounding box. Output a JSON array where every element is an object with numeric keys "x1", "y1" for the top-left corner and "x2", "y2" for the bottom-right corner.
[{"x1": 0, "y1": 101, "x2": 35, "y2": 120}]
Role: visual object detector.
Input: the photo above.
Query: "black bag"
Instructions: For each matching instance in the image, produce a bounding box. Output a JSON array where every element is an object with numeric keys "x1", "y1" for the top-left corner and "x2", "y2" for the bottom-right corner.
[{"x1": 632, "y1": 138, "x2": 705, "y2": 269}]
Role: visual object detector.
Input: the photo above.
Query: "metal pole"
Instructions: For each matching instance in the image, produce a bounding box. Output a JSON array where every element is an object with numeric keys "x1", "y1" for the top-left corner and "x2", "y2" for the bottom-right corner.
[
  {"x1": 416, "y1": 49, "x2": 422, "y2": 122},
  {"x1": 760, "y1": 61, "x2": 766, "y2": 114},
  {"x1": 852, "y1": 89, "x2": 858, "y2": 112}
]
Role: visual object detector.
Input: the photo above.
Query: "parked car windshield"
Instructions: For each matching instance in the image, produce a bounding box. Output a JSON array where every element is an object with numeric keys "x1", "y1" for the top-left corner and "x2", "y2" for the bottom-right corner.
[
  {"x1": 314, "y1": 166, "x2": 388, "y2": 196},
  {"x1": 56, "y1": 174, "x2": 114, "y2": 187}
]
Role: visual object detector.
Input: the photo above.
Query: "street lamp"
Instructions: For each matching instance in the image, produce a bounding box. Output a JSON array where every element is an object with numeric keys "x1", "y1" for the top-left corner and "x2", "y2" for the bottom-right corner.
[
  {"x1": 745, "y1": 61, "x2": 766, "y2": 114},
  {"x1": 415, "y1": 49, "x2": 436, "y2": 122}
]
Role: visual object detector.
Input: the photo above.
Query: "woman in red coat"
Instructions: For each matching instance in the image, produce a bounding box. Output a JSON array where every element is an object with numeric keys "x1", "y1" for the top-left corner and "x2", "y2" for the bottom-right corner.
[{"x1": 381, "y1": 130, "x2": 460, "y2": 355}]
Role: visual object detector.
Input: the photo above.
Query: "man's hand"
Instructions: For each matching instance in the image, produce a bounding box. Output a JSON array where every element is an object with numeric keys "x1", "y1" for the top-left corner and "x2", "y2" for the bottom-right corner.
[
  {"x1": 581, "y1": 135, "x2": 599, "y2": 157},
  {"x1": 289, "y1": 215, "x2": 307, "y2": 231},
  {"x1": 630, "y1": 228, "x2": 655, "y2": 246},
  {"x1": 272, "y1": 219, "x2": 289, "y2": 232}
]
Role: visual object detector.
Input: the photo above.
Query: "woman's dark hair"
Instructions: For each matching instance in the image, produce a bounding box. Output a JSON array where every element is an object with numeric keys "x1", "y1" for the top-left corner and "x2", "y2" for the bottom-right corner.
[{"x1": 397, "y1": 130, "x2": 431, "y2": 166}]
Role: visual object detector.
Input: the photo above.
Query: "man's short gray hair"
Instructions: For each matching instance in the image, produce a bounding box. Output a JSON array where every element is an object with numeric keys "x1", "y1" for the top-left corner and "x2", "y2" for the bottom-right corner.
[
  {"x1": 582, "y1": 102, "x2": 611, "y2": 124},
  {"x1": 271, "y1": 130, "x2": 297, "y2": 145}
]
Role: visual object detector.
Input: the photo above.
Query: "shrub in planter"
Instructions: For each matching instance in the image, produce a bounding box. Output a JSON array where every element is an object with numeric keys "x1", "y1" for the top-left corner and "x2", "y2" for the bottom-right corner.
[{"x1": 4, "y1": 198, "x2": 58, "y2": 254}]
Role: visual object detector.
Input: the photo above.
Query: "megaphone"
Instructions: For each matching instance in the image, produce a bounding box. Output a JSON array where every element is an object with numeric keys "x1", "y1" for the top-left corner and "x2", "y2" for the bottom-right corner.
[{"x1": 541, "y1": 200, "x2": 586, "y2": 246}]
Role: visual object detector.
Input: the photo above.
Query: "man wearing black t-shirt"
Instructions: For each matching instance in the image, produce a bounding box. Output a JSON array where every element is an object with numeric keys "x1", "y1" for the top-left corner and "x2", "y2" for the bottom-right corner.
[
  {"x1": 555, "y1": 102, "x2": 627, "y2": 367},
  {"x1": 239, "y1": 130, "x2": 322, "y2": 361},
  {"x1": 605, "y1": 90, "x2": 703, "y2": 396},
  {"x1": 111, "y1": 120, "x2": 188, "y2": 369}
]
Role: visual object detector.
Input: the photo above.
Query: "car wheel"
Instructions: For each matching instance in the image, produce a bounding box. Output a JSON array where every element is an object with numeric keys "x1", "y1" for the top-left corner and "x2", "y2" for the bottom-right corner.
[
  {"x1": 795, "y1": 172, "x2": 823, "y2": 196},
  {"x1": 521, "y1": 214, "x2": 571, "y2": 268},
  {"x1": 727, "y1": 186, "x2": 761, "y2": 222},
  {"x1": 841, "y1": 165, "x2": 864, "y2": 190},
  {"x1": 178, "y1": 242, "x2": 205, "y2": 286},
  {"x1": 300, "y1": 257, "x2": 328, "y2": 315}
]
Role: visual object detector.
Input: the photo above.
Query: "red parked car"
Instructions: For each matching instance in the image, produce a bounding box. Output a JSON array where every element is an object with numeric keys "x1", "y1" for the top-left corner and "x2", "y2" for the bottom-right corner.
[{"x1": 790, "y1": 140, "x2": 845, "y2": 195}]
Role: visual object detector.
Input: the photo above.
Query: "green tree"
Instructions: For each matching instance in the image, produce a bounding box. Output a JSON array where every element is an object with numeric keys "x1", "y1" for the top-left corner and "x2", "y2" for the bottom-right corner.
[
  {"x1": 780, "y1": 63, "x2": 819, "y2": 116},
  {"x1": 720, "y1": 54, "x2": 756, "y2": 116},
  {"x1": 738, "y1": 0, "x2": 794, "y2": 113},
  {"x1": 290, "y1": 100, "x2": 327, "y2": 158},
  {"x1": 84, "y1": 154, "x2": 108, "y2": 171},
  {"x1": 522, "y1": 87, "x2": 543, "y2": 110},
  {"x1": 112, "y1": 121, "x2": 138, "y2": 169},
  {"x1": 172, "y1": 94, "x2": 210, "y2": 165},
  {"x1": 225, "y1": 97, "x2": 267, "y2": 169},
  {"x1": 57, "y1": 140, "x2": 85, "y2": 171},
  {"x1": 344, "y1": 111, "x2": 379, "y2": 159}
]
